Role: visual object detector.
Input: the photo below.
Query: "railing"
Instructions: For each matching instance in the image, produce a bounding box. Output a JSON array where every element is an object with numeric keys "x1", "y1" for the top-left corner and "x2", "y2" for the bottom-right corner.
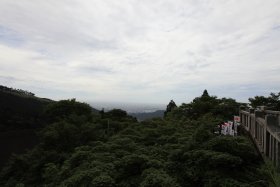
[{"x1": 240, "y1": 106, "x2": 280, "y2": 167}]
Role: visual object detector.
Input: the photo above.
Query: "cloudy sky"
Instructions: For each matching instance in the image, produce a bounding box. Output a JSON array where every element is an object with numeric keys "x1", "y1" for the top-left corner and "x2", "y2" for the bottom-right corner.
[{"x1": 0, "y1": 0, "x2": 280, "y2": 105}]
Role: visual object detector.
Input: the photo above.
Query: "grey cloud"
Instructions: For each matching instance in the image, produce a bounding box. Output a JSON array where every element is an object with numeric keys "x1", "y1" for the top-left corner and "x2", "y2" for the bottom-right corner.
[
  {"x1": 0, "y1": 25, "x2": 24, "y2": 47},
  {"x1": 0, "y1": 75, "x2": 18, "y2": 85},
  {"x1": 0, "y1": 0, "x2": 280, "y2": 104},
  {"x1": 77, "y1": 66, "x2": 115, "y2": 75},
  {"x1": 272, "y1": 25, "x2": 280, "y2": 30}
]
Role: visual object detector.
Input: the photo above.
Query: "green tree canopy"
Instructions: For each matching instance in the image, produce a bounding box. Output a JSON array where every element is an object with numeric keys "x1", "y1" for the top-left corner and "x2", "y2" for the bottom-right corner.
[
  {"x1": 166, "y1": 90, "x2": 240, "y2": 120},
  {"x1": 44, "y1": 99, "x2": 92, "y2": 122},
  {"x1": 0, "y1": 92, "x2": 273, "y2": 187},
  {"x1": 249, "y1": 92, "x2": 280, "y2": 110}
]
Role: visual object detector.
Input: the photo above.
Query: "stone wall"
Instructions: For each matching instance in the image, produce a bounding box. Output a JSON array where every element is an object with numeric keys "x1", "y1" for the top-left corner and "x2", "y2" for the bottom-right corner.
[{"x1": 240, "y1": 106, "x2": 280, "y2": 167}]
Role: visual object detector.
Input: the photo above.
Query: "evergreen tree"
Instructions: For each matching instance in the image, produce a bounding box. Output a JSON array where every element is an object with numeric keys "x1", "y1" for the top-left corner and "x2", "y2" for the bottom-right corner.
[
  {"x1": 164, "y1": 100, "x2": 177, "y2": 117},
  {"x1": 202, "y1": 89, "x2": 210, "y2": 97}
]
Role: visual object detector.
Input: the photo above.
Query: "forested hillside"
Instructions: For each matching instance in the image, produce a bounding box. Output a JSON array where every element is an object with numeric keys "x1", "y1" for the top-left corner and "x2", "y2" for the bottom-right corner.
[
  {"x1": 0, "y1": 86, "x2": 52, "y2": 168},
  {"x1": 0, "y1": 85, "x2": 52, "y2": 131},
  {"x1": 0, "y1": 89, "x2": 275, "y2": 186}
]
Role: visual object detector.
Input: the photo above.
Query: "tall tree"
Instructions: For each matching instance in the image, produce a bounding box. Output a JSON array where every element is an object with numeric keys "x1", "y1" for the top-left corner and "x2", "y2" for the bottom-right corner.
[
  {"x1": 202, "y1": 89, "x2": 210, "y2": 97},
  {"x1": 164, "y1": 100, "x2": 177, "y2": 117}
]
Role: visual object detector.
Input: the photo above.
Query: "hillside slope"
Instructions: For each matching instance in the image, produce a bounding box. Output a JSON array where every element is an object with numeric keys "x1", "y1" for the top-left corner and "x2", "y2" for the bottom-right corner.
[{"x1": 0, "y1": 86, "x2": 52, "y2": 131}]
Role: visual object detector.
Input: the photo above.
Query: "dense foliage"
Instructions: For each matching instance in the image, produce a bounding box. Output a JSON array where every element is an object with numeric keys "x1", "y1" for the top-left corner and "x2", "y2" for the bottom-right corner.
[
  {"x1": 249, "y1": 92, "x2": 280, "y2": 110},
  {"x1": 0, "y1": 90, "x2": 274, "y2": 186},
  {"x1": 165, "y1": 90, "x2": 240, "y2": 121}
]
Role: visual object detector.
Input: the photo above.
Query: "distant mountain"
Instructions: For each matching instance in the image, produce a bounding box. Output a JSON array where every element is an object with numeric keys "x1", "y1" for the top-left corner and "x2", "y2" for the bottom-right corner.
[
  {"x1": 90, "y1": 101, "x2": 165, "y2": 113},
  {"x1": 129, "y1": 110, "x2": 165, "y2": 121}
]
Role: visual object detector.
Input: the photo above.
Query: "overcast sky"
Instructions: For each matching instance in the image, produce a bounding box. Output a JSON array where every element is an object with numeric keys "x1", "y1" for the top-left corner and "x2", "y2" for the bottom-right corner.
[{"x1": 0, "y1": 0, "x2": 280, "y2": 105}]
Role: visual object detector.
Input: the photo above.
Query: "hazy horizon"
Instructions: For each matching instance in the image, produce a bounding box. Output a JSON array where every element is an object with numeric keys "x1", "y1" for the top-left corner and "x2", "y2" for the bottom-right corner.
[
  {"x1": 0, "y1": 0, "x2": 280, "y2": 104},
  {"x1": 89, "y1": 101, "x2": 166, "y2": 113}
]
